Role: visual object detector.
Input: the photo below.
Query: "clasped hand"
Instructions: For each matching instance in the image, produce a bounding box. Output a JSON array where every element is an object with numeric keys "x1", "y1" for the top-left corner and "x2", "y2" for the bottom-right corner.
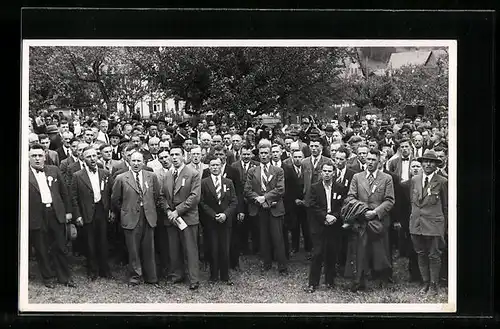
[
  {"x1": 325, "y1": 214, "x2": 337, "y2": 225},
  {"x1": 215, "y1": 213, "x2": 227, "y2": 223},
  {"x1": 365, "y1": 210, "x2": 377, "y2": 220}
]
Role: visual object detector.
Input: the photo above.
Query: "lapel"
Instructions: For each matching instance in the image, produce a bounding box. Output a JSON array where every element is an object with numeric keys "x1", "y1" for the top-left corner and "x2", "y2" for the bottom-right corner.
[
  {"x1": 29, "y1": 167, "x2": 40, "y2": 192},
  {"x1": 320, "y1": 183, "x2": 328, "y2": 210},
  {"x1": 254, "y1": 165, "x2": 262, "y2": 186},
  {"x1": 165, "y1": 169, "x2": 174, "y2": 198},
  {"x1": 422, "y1": 173, "x2": 439, "y2": 199},
  {"x1": 174, "y1": 166, "x2": 188, "y2": 195},
  {"x1": 371, "y1": 171, "x2": 384, "y2": 194},
  {"x1": 414, "y1": 174, "x2": 424, "y2": 201},
  {"x1": 81, "y1": 168, "x2": 93, "y2": 191},
  {"x1": 124, "y1": 171, "x2": 140, "y2": 194},
  {"x1": 206, "y1": 175, "x2": 217, "y2": 199}
]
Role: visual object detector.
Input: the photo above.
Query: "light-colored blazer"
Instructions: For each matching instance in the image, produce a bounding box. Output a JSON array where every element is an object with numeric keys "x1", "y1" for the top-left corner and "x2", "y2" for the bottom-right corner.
[
  {"x1": 111, "y1": 170, "x2": 160, "y2": 230},
  {"x1": 243, "y1": 164, "x2": 285, "y2": 217},
  {"x1": 345, "y1": 169, "x2": 395, "y2": 224},
  {"x1": 409, "y1": 173, "x2": 448, "y2": 237},
  {"x1": 159, "y1": 165, "x2": 201, "y2": 226}
]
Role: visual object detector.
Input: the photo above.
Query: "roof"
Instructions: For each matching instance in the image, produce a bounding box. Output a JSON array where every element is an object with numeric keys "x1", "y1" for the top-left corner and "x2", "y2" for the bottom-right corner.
[{"x1": 387, "y1": 51, "x2": 432, "y2": 69}]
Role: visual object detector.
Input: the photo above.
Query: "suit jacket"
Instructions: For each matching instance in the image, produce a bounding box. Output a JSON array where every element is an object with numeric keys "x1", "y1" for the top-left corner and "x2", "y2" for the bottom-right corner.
[
  {"x1": 199, "y1": 176, "x2": 238, "y2": 228},
  {"x1": 387, "y1": 155, "x2": 414, "y2": 181},
  {"x1": 60, "y1": 155, "x2": 77, "y2": 182},
  {"x1": 96, "y1": 130, "x2": 110, "y2": 144},
  {"x1": 345, "y1": 170, "x2": 395, "y2": 224},
  {"x1": 49, "y1": 134, "x2": 63, "y2": 151},
  {"x1": 29, "y1": 165, "x2": 71, "y2": 230},
  {"x1": 71, "y1": 168, "x2": 111, "y2": 224},
  {"x1": 45, "y1": 149, "x2": 60, "y2": 167},
  {"x1": 186, "y1": 162, "x2": 208, "y2": 180},
  {"x1": 302, "y1": 155, "x2": 334, "y2": 206},
  {"x1": 335, "y1": 167, "x2": 356, "y2": 202},
  {"x1": 111, "y1": 145, "x2": 122, "y2": 160},
  {"x1": 309, "y1": 181, "x2": 344, "y2": 234},
  {"x1": 243, "y1": 164, "x2": 285, "y2": 217},
  {"x1": 67, "y1": 160, "x2": 104, "y2": 187},
  {"x1": 408, "y1": 173, "x2": 448, "y2": 237},
  {"x1": 346, "y1": 157, "x2": 365, "y2": 173},
  {"x1": 159, "y1": 165, "x2": 201, "y2": 226},
  {"x1": 202, "y1": 163, "x2": 243, "y2": 214},
  {"x1": 56, "y1": 146, "x2": 69, "y2": 162},
  {"x1": 103, "y1": 159, "x2": 120, "y2": 173},
  {"x1": 111, "y1": 170, "x2": 160, "y2": 229},
  {"x1": 283, "y1": 162, "x2": 305, "y2": 206}
]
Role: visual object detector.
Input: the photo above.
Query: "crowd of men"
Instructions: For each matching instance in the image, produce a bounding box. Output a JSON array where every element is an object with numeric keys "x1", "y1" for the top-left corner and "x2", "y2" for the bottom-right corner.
[{"x1": 27, "y1": 110, "x2": 449, "y2": 296}]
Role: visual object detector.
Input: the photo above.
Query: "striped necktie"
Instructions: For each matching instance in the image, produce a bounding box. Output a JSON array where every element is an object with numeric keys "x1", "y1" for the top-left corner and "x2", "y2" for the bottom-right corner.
[
  {"x1": 214, "y1": 176, "x2": 221, "y2": 203},
  {"x1": 367, "y1": 173, "x2": 375, "y2": 186},
  {"x1": 135, "y1": 172, "x2": 143, "y2": 204},
  {"x1": 261, "y1": 164, "x2": 269, "y2": 192}
]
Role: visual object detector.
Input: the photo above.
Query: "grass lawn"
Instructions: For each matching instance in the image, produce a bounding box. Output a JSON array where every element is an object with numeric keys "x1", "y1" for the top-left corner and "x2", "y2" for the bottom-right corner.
[{"x1": 28, "y1": 251, "x2": 448, "y2": 304}]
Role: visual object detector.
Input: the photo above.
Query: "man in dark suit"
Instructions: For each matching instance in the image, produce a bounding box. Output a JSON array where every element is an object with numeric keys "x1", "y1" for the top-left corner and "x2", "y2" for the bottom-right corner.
[
  {"x1": 302, "y1": 138, "x2": 334, "y2": 258},
  {"x1": 60, "y1": 137, "x2": 80, "y2": 179},
  {"x1": 306, "y1": 162, "x2": 344, "y2": 292},
  {"x1": 331, "y1": 146, "x2": 356, "y2": 277},
  {"x1": 231, "y1": 143, "x2": 260, "y2": 255},
  {"x1": 29, "y1": 144, "x2": 76, "y2": 288},
  {"x1": 142, "y1": 136, "x2": 160, "y2": 164},
  {"x1": 111, "y1": 151, "x2": 161, "y2": 286},
  {"x1": 55, "y1": 131, "x2": 73, "y2": 162},
  {"x1": 202, "y1": 145, "x2": 243, "y2": 270},
  {"x1": 409, "y1": 149, "x2": 448, "y2": 296},
  {"x1": 39, "y1": 133, "x2": 60, "y2": 167},
  {"x1": 244, "y1": 140, "x2": 288, "y2": 275},
  {"x1": 159, "y1": 146, "x2": 202, "y2": 290},
  {"x1": 71, "y1": 146, "x2": 113, "y2": 280},
  {"x1": 345, "y1": 149, "x2": 395, "y2": 292},
  {"x1": 346, "y1": 144, "x2": 368, "y2": 173},
  {"x1": 199, "y1": 158, "x2": 238, "y2": 285},
  {"x1": 109, "y1": 129, "x2": 123, "y2": 160},
  {"x1": 283, "y1": 150, "x2": 309, "y2": 257},
  {"x1": 388, "y1": 138, "x2": 414, "y2": 183},
  {"x1": 47, "y1": 124, "x2": 64, "y2": 151}
]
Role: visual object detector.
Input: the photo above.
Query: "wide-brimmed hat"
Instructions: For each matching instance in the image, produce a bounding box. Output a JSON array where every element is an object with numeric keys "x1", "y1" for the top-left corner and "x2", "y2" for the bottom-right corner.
[
  {"x1": 46, "y1": 125, "x2": 59, "y2": 134},
  {"x1": 417, "y1": 149, "x2": 443, "y2": 166},
  {"x1": 108, "y1": 129, "x2": 123, "y2": 139}
]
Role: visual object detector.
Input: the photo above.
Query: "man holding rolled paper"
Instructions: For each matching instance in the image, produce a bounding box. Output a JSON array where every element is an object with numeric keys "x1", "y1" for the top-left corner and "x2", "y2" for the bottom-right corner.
[
  {"x1": 111, "y1": 150, "x2": 161, "y2": 286},
  {"x1": 160, "y1": 146, "x2": 202, "y2": 290}
]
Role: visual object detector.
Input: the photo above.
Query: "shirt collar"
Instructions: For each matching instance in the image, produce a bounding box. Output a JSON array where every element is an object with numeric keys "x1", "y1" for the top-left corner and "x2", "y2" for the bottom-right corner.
[
  {"x1": 173, "y1": 164, "x2": 185, "y2": 173},
  {"x1": 423, "y1": 171, "x2": 435, "y2": 182},
  {"x1": 366, "y1": 169, "x2": 378, "y2": 179},
  {"x1": 211, "y1": 173, "x2": 221, "y2": 182},
  {"x1": 31, "y1": 166, "x2": 44, "y2": 175},
  {"x1": 261, "y1": 162, "x2": 270, "y2": 170},
  {"x1": 323, "y1": 180, "x2": 333, "y2": 188}
]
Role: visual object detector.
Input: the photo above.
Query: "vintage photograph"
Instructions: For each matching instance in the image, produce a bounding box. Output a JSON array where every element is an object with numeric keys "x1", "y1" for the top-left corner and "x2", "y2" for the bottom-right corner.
[{"x1": 20, "y1": 40, "x2": 456, "y2": 312}]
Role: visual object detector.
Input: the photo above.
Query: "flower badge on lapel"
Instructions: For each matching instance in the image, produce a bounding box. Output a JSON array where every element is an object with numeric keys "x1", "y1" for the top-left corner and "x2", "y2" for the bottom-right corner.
[
  {"x1": 145, "y1": 180, "x2": 149, "y2": 190},
  {"x1": 47, "y1": 176, "x2": 54, "y2": 187}
]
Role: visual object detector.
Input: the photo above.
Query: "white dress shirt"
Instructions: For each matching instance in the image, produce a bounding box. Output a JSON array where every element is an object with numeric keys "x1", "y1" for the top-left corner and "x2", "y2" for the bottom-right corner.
[
  {"x1": 366, "y1": 168, "x2": 379, "y2": 180},
  {"x1": 133, "y1": 170, "x2": 144, "y2": 191},
  {"x1": 62, "y1": 145, "x2": 71, "y2": 157},
  {"x1": 293, "y1": 164, "x2": 301, "y2": 176},
  {"x1": 401, "y1": 156, "x2": 411, "y2": 182},
  {"x1": 323, "y1": 181, "x2": 332, "y2": 214},
  {"x1": 414, "y1": 147, "x2": 423, "y2": 158},
  {"x1": 272, "y1": 160, "x2": 282, "y2": 167},
  {"x1": 337, "y1": 166, "x2": 346, "y2": 183},
  {"x1": 311, "y1": 155, "x2": 321, "y2": 169},
  {"x1": 422, "y1": 171, "x2": 435, "y2": 191},
  {"x1": 86, "y1": 166, "x2": 101, "y2": 203},
  {"x1": 31, "y1": 167, "x2": 53, "y2": 204}
]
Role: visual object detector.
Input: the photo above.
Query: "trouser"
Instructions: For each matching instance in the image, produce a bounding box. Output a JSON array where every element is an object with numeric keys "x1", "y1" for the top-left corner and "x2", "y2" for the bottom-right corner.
[
  {"x1": 229, "y1": 217, "x2": 243, "y2": 268},
  {"x1": 123, "y1": 207, "x2": 157, "y2": 283},
  {"x1": 411, "y1": 234, "x2": 443, "y2": 284},
  {"x1": 308, "y1": 226, "x2": 340, "y2": 287},
  {"x1": 291, "y1": 206, "x2": 311, "y2": 252},
  {"x1": 82, "y1": 201, "x2": 110, "y2": 277},
  {"x1": 259, "y1": 209, "x2": 287, "y2": 271},
  {"x1": 440, "y1": 234, "x2": 448, "y2": 284},
  {"x1": 108, "y1": 211, "x2": 128, "y2": 264},
  {"x1": 31, "y1": 206, "x2": 71, "y2": 284},
  {"x1": 167, "y1": 224, "x2": 200, "y2": 285},
  {"x1": 154, "y1": 210, "x2": 169, "y2": 278},
  {"x1": 209, "y1": 222, "x2": 231, "y2": 281}
]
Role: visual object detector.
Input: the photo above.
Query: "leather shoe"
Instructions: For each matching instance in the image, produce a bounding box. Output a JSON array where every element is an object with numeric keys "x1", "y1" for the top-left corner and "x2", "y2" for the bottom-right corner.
[
  {"x1": 305, "y1": 285, "x2": 316, "y2": 293},
  {"x1": 326, "y1": 283, "x2": 335, "y2": 290},
  {"x1": 223, "y1": 280, "x2": 234, "y2": 286},
  {"x1": 419, "y1": 283, "x2": 430, "y2": 294},
  {"x1": 427, "y1": 283, "x2": 439, "y2": 296},
  {"x1": 44, "y1": 282, "x2": 56, "y2": 289},
  {"x1": 189, "y1": 283, "x2": 199, "y2": 290},
  {"x1": 349, "y1": 283, "x2": 366, "y2": 293},
  {"x1": 63, "y1": 280, "x2": 77, "y2": 288},
  {"x1": 128, "y1": 278, "x2": 140, "y2": 286},
  {"x1": 279, "y1": 269, "x2": 289, "y2": 276}
]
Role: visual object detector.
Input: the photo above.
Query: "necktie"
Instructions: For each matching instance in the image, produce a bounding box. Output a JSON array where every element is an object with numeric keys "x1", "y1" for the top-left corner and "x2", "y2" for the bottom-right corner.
[
  {"x1": 295, "y1": 166, "x2": 300, "y2": 176},
  {"x1": 105, "y1": 134, "x2": 109, "y2": 144},
  {"x1": 135, "y1": 172, "x2": 143, "y2": 204},
  {"x1": 312, "y1": 157, "x2": 318, "y2": 169},
  {"x1": 214, "y1": 177, "x2": 221, "y2": 202},
  {"x1": 173, "y1": 169, "x2": 178, "y2": 183},
  {"x1": 402, "y1": 157, "x2": 409, "y2": 162},
  {"x1": 336, "y1": 170, "x2": 342, "y2": 183},
  {"x1": 35, "y1": 168, "x2": 43, "y2": 173},
  {"x1": 424, "y1": 176, "x2": 429, "y2": 190},
  {"x1": 89, "y1": 166, "x2": 97, "y2": 174},
  {"x1": 235, "y1": 151, "x2": 240, "y2": 161},
  {"x1": 367, "y1": 173, "x2": 375, "y2": 186}
]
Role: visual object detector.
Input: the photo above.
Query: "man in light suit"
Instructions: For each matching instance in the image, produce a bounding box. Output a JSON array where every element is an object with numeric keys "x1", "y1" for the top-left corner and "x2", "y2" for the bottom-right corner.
[
  {"x1": 345, "y1": 149, "x2": 395, "y2": 292},
  {"x1": 159, "y1": 146, "x2": 202, "y2": 290},
  {"x1": 199, "y1": 158, "x2": 238, "y2": 285},
  {"x1": 29, "y1": 144, "x2": 76, "y2": 288},
  {"x1": 71, "y1": 146, "x2": 113, "y2": 280},
  {"x1": 111, "y1": 151, "x2": 161, "y2": 286},
  {"x1": 96, "y1": 119, "x2": 110, "y2": 144},
  {"x1": 244, "y1": 140, "x2": 288, "y2": 275},
  {"x1": 100, "y1": 144, "x2": 120, "y2": 173},
  {"x1": 409, "y1": 149, "x2": 448, "y2": 296}
]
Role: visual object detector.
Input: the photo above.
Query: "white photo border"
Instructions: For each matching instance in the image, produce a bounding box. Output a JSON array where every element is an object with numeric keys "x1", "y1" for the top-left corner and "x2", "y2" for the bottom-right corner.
[{"x1": 20, "y1": 39, "x2": 457, "y2": 313}]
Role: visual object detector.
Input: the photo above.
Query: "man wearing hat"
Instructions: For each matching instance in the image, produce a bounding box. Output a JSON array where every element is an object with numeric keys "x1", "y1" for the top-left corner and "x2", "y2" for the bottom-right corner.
[
  {"x1": 322, "y1": 125, "x2": 335, "y2": 158},
  {"x1": 46, "y1": 124, "x2": 63, "y2": 151},
  {"x1": 38, "y1": 134, "x2": 60, "y2": 167},
  {"x1": 409, "y1": 149, "x2": 448, "y2": 296},
  {"x1": 108, "y1": 129, "x2": 123, "y2": 160}
]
